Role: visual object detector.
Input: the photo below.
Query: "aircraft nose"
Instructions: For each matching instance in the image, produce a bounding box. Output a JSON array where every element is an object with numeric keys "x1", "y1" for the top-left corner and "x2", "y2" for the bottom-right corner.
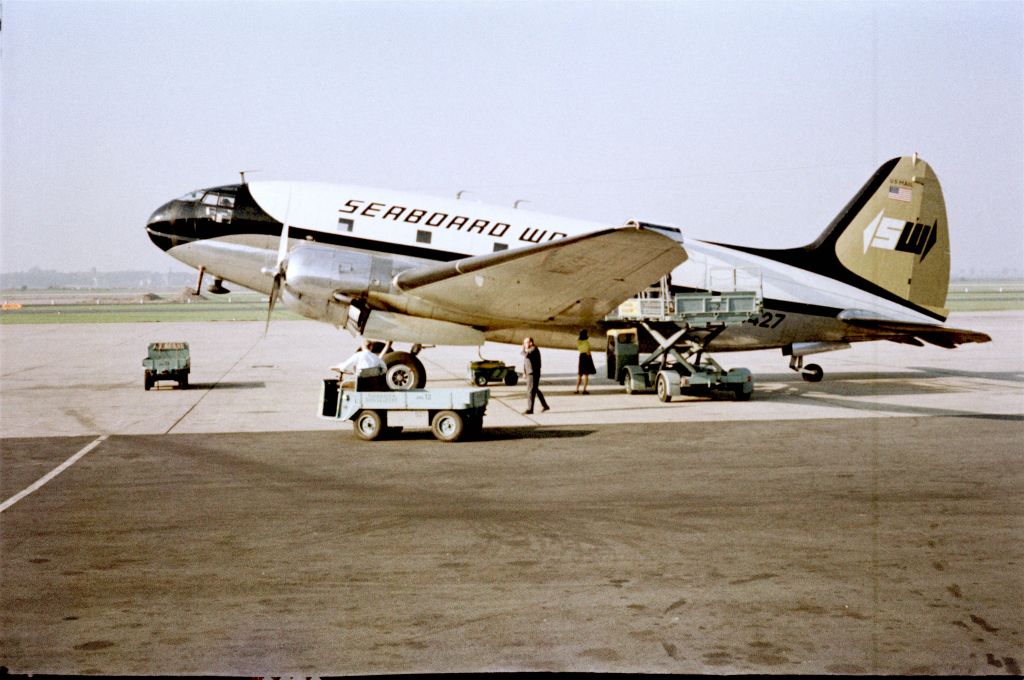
[
  {"x1": 145, "y1": 199, "x2": 181, "y2": 252},
  {"x1": 146, "y1": 184, "x2": 244, "y2": 252}
]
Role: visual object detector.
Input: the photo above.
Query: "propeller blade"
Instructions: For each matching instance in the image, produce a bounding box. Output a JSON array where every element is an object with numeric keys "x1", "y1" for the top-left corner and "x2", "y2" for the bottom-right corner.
[
  {"x1": 265, "y1": 190, "x2": 292, "y2": 336},
  {"x1": 276, "y1": 190, "x2": 292, "y2": 268},
  {"x1": 265, "y1": 273, "x2": 282, "y2": 335}
]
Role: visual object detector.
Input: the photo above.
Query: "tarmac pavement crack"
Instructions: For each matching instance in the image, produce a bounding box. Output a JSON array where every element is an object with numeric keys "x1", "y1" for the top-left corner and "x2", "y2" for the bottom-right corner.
[{"x1": 163, "y1": 335, "x2": 264, "y2": 434}]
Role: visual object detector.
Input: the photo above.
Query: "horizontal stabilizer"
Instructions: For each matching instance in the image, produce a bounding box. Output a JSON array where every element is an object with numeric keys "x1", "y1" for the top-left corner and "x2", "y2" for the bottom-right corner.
[
  {"x1": 394, "y1": 225, "x2": 687, "y2": 326},
  {"x1": 839, "y1": 311, "x2": 991, "y2": 348}
]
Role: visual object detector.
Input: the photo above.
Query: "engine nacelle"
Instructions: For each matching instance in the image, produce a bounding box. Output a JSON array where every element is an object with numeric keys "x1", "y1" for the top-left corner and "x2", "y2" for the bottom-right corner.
[
  {"x1": 284, "y1": 245, "x2": 377, "y2": 300},
  {"x1": 281, "y1": 288, "x2": 353, "y2": 326}
]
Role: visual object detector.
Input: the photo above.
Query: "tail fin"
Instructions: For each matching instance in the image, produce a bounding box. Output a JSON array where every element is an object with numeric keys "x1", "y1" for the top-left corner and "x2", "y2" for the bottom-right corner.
[{"x1": 811, "y1": 155, "x2": 950, "y2": 318}]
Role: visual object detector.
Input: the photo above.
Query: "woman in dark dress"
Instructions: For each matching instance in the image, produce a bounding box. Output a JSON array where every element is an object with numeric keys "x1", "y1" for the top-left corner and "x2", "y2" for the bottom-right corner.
[{"x1": 575, "y1": 329, "x2": 596, "y2": 394}]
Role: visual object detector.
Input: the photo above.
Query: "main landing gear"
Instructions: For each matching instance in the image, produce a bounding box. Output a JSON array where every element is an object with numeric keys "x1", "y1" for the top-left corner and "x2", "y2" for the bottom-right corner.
[{"x1": 380, "y1": 343, "x2": 427, "y2": 390}]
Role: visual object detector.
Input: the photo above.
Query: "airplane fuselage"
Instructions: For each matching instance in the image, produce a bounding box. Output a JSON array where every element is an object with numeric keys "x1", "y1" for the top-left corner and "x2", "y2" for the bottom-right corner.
[{"x1": 147, "y1": 179, "x2": 941, "y2": 352}]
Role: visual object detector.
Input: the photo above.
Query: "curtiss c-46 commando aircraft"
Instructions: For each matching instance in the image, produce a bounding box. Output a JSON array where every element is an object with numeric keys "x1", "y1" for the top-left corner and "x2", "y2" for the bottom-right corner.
[{"x1": 145, "y1": 154, "x2": 990, "y2": 389}]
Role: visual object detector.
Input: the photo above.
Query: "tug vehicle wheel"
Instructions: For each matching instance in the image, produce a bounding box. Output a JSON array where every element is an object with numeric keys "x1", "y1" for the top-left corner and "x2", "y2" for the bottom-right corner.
[
  {"x1": 354, "y1": 409, "x2": 384, "y2": 441},
  {"x1": 431, "y1": 410, "x2": 465, "y2": 442}
]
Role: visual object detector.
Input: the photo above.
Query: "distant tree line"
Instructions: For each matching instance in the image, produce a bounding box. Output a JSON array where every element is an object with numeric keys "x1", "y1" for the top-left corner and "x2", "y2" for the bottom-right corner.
[{"x1": 1, "y1": 268, "x2": 197, "y2": 290}]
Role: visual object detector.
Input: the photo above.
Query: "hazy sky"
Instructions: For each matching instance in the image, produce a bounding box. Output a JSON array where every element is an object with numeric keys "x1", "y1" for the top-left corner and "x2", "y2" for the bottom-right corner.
[{"x1": 2, "y1": 0, "x2": 1022, "y2": 277}]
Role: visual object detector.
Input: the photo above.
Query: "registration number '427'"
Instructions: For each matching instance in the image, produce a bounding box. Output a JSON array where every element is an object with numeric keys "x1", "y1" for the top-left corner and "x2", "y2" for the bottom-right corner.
[{"x1": 744, "y1": 312, "x2": 787, "y2": 329}]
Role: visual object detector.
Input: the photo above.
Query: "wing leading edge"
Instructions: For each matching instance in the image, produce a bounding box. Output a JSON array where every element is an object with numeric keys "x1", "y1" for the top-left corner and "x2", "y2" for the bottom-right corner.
[{"x1": 393, "y1": 225, "x2": 687, "y2": 327}]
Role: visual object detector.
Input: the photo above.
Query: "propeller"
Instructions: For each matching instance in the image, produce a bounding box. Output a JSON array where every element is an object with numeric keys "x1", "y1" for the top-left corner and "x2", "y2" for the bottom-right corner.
[{"x1": 263, "y1": 191, "x2": 292, "y2": 334}]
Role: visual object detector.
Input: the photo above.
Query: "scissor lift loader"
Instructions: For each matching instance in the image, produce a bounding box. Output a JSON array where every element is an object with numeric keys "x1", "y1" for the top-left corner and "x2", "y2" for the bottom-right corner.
[{"x1": 607, "y1": 288, "x2": 763, "y2": 402}]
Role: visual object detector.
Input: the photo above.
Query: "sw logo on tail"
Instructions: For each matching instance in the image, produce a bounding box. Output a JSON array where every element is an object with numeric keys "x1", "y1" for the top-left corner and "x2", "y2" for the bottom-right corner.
[{"x1": 863, "y1": 211, "x2": 938, "y2": 261}]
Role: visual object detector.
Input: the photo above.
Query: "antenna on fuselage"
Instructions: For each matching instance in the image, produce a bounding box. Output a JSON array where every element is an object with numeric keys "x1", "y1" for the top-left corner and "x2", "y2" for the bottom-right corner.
[
  {"x1": 456, "y1": 190, "x2": 473, "y2": 200},
  {"x1": 239, "y1": 169, "x2": 263, "y2": 184},
  {"x1": 513, "y1": 199, "x2": 531, "y2": 209}
]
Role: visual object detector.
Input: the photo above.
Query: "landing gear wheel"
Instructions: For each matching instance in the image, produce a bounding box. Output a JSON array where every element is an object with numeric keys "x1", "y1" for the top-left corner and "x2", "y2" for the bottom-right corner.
[
  {"x1": 382, "y1": 351, "x2": 427, "y2": 390},
  {"x1": 431, "y1": 410, "x2": 465, "y2": 442},
  {"x1": 656, "y1": 373, "x2": 672, "y2": 403},
  {"x1": 503, "y1": 371, "x2": 519, "y2": 386},
  {"x1": 801, "y1": 363, "x2": 824, "y2": 383},
  {"x1": 353, "y1": 409, "x2": 384, "y2": 441}
]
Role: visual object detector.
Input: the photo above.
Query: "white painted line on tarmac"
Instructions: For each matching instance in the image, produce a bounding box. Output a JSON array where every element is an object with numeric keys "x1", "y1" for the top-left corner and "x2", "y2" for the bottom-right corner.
[{"x1": 0, "y1": 435, "x2": 108, "y2": 513}]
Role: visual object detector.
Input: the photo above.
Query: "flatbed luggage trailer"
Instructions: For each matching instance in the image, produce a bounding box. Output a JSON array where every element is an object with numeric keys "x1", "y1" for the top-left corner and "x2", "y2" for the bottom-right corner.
[
  {"x1": 608, "y1": 290, "x2": 762, "y2": 402},
  {"x1": 319, "y1": 378, "x2": 489, "y2": 442}
]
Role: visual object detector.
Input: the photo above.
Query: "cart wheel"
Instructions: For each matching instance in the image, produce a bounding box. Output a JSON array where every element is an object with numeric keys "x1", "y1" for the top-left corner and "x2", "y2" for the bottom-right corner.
[
  {"x1": 144, "y1": 373, "x2": 152, "y2": 391},
  {"x1": 733, "y1": 384, "x2": 752, "y2": 401},
  {"x1": 178, "y1": 374, "x2": 189, "y2": 389},
  {"x1": 801, "y1": 363, "x2": 824, "y2": 383},
  {"x1": 624, "y1": 371, "x2": 636, "y2": 395},
  {"x1": 353, "y1": 410, "x2": 384, "y2": 441},
  {"x1": 656, "y1": 373, "x2": 672, "y2": 403},
  {"x1": 503, "y1": 371, "x2": 518, "y2": 386},
  {"x1": 474, "y1": 374, "x2": 489, "y2": 387},
  {"x1": 431, "y1": 410, "x2": 465, "y2": 442}
]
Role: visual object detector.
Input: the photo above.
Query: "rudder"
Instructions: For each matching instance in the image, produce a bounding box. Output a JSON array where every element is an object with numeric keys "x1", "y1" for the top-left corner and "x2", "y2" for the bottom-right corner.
[{"x1": 814, "y1": 155, "x2": 950, "y2": 318}]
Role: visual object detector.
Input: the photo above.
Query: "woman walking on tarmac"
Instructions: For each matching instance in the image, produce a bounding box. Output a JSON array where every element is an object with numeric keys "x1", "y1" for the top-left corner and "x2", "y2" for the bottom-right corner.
[{"x1": 575, "y1": 329, "x2": 596, "y2": 394}]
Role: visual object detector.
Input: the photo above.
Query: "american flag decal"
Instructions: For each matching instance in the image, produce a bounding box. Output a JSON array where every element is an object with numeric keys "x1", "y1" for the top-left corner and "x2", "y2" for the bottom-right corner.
[{"x1": 888, "y1": 185, "x2": 912, "y2": 202}]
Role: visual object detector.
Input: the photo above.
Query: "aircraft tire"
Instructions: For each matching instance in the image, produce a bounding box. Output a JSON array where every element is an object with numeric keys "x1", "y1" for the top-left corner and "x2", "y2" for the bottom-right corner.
[
  {"x1": 801, "y1": 364, "x2": 824, "y2": 383},
  {"x1": 382, "y1": 351, "x2": 427, "y2": 390},
  {"x1": 353, "y1": 409, "x2": 384, "y2": 441}
]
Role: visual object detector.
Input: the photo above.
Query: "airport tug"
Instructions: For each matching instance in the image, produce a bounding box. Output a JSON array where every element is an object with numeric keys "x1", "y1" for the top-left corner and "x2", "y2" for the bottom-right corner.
[{"x1": 319, "y1": 368, "x2": 489, "y2": 442}]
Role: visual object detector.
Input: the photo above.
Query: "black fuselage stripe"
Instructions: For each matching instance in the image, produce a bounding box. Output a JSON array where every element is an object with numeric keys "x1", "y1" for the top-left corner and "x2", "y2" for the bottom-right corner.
[
  {"x1": 761, "y1": 298, "x2": 842, "y2": 318},
  {"x1": 150, "y1": 219, "x2": 471, "y2": 263}
]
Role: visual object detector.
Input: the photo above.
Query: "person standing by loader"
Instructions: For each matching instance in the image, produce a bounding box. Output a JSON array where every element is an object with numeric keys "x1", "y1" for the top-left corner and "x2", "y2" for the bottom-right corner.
[
  {"x1": 575, "y1": 329, "x2": 596, "y2": 394},
  {"x1": 521, "y1": 337, "x2": 549, "y2": 414}
]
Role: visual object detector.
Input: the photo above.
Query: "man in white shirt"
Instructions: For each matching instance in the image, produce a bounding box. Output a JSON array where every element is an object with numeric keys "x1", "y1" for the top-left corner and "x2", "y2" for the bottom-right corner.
[{"x1": 331, "y1": 339, "x2": 387, "y2": 390}]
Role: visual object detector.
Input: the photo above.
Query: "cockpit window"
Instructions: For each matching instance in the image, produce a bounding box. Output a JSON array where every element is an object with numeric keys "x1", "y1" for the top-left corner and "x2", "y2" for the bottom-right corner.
[
  {"x1": 201, "y1": 192, "x2": 235, "y2": 208},
  {"x1": 174, "y1": 186, "x2": 238, "y2": 223}
]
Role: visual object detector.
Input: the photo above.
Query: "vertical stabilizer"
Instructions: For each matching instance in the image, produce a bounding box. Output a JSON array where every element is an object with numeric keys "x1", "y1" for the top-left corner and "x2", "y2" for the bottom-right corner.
[{"x1": 821, "y1": 155, "x2": 950, "y2": 317}]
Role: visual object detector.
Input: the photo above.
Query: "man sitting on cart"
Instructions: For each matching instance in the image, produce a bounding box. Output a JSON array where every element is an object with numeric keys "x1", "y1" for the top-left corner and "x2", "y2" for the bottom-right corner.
[{"x1": 330, "y1": 339, "x2": 387, "y2": 391}]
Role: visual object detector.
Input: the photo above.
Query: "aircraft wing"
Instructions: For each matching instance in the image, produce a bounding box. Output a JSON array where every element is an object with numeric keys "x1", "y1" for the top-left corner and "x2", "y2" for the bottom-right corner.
[
  {"x1": 393, "y1": 225, "x2": 687, "y2": 326},
  {"x1": 838, "y1": 311, "x2": 991, "y2": 348}
]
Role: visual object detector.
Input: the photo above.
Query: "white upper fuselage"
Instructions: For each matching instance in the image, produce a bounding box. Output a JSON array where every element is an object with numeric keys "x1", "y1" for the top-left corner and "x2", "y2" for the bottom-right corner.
[{"x1": 153, "y1": 180, "x2": 942, "y2": 350}]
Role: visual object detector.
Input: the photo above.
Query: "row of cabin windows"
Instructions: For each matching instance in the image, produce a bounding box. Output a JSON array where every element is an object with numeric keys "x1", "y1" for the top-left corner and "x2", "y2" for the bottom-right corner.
[
  {"x1": 417, "y1": 229, "x2": 507, "y2": 251},
  {"x1": 337, "y1": 217, "x2": 506, "y2": 251}
]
